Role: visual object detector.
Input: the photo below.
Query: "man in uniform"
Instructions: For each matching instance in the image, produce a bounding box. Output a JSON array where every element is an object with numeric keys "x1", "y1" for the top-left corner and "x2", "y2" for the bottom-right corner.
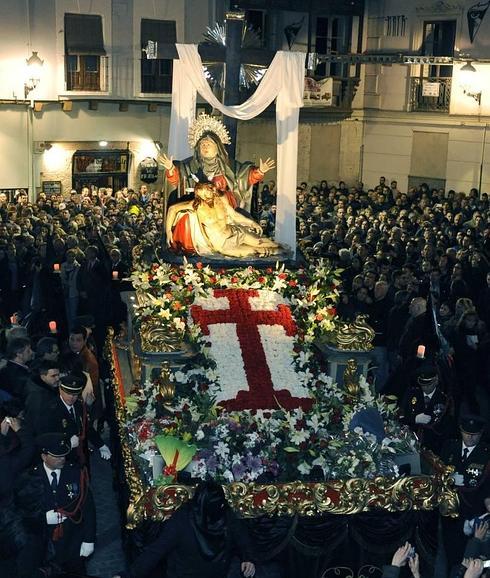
[
  {"x1": 441, "y1": 415, "x2": 490, "y2": 571},
  {"x1": 32, "y1": 372, "x2": 111, "y2": 467},
  {"x1": 401, "y1": 364, "x2": 453, "y2": 454},
  {"x1": 15, "y1": 432, "x2": 96, "y2": 576}
]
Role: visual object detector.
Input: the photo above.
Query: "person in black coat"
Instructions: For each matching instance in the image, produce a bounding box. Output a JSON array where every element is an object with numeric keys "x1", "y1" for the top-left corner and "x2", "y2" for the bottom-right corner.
[
  {"x1": 29, "y1": 372, "x2": 110, "y2": 467},
  {"x1": 0, "y1": 337, "x2": 34, "y2": 401},
  {"x1": 113, "y1": 481, "x2": 256, "y2": 578},
  {"x1": 14, "y1": 432, "x2": 96, "y2": 576},
  {"x1": 0, "y1": 400, "x2": 34, "y2": 503},
  {"x1": 77, "y1": 243, "x2": 111, "y2": 354},
  {"x1": 23, "y1": 360, "x2": 61, "y2": 430}
]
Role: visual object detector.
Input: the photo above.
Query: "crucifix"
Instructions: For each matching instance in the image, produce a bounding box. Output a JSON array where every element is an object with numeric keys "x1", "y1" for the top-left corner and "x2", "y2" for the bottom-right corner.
[{"x1": 154, "y1": 10, "x2": 276, "y2": 157}]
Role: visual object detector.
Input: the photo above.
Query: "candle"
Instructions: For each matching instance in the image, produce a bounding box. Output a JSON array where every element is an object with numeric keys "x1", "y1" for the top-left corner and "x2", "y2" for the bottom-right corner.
[
  {"x1": 10, "y1": 314, "x2": 18, "y2": 325},
  {"x1": 112, "y1": 270, "x2": 119, "y2": 280},
  {"x1": 48, "y1": 320, "x2": 57, "y2": 333},
  {"x1": 53, "y1": 263, "x2": 60, "y2": 272},
  {"x1": 416, "y1": 345, "x2": 426, "y2": 359}
]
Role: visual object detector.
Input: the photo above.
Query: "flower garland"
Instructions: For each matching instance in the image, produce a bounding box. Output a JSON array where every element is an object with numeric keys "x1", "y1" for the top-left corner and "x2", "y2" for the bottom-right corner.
[{"x1": 126, "y1": 259, "x2": 418, "y2": 484}]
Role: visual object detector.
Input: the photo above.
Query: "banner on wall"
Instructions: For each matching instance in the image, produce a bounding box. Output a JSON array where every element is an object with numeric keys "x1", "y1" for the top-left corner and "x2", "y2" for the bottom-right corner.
[{"x1": 460, "y1": 0, "x2": 490, "y2": 54}]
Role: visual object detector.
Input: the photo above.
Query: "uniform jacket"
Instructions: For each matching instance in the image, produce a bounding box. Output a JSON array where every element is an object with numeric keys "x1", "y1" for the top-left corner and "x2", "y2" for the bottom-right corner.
[
  {"x1": 17, "y1": 463, "x2": 96, "y2": 566},
  {"x1": 402, "y1": 386, "x2": 451, "y2": 453},
  {"x1": 441, "y1": 438, "x2": 490, "y2": 516},
  {"x1": 32, "y1": 396, "x2": 104, "y2": 465}
]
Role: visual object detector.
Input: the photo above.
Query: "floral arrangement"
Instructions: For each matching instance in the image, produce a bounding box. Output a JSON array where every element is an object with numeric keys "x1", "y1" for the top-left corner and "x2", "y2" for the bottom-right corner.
[{"x1": 126, "y1": 260, "x2": 418, "y2": 485}]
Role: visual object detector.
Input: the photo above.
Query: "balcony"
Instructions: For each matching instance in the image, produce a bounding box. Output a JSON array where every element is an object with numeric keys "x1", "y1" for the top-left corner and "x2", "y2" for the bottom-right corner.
[
  {"x1": 409, "y1": 77, "x2": 451, "y2": 113},
  {"x1": 304, "y1": 76, "x2": 360, "y2": 110}
]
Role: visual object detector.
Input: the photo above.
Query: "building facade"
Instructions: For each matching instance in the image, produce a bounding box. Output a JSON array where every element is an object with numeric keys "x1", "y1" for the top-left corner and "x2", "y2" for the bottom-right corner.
[{"x1": 1, "y1": 0, "x2": 489, "y2": 197}]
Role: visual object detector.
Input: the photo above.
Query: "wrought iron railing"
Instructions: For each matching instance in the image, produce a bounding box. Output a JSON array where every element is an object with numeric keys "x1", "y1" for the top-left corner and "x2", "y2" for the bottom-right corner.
[{"x1": 409, "y1": 76, "x2": 451, "y2": 112}]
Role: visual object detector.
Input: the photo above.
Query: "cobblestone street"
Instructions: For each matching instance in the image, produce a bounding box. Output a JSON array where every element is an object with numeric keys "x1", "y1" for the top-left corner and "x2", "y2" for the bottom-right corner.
[{"x1": 86, "y1": 443, "x2": 127, "y2": 578}]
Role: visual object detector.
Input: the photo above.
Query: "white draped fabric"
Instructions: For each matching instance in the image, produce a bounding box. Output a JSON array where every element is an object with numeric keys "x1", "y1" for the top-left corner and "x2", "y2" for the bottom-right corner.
[{"x1": 168, "y1": 44, "x2": 305, "y2": 255}]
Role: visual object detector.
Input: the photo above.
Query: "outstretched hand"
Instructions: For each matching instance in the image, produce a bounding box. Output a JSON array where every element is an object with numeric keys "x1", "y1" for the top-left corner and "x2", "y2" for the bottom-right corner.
[
  {"x1": 259, "y1": 157, "x2": 275, "y2": 174},
  {"x1": 160, "y1": 153, "x2": 174, "y2": 173},
  {"x1": 391, "y1": 542, "x2": 412, "y2": 567}
]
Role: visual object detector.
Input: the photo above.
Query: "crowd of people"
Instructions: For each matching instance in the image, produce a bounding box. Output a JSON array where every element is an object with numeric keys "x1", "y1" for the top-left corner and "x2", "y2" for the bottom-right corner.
[
  {"x1": 0, "y1": 184, "x2": 154, "y2": 577},
  {"x1": 0, "y1": 176, "x2": 489, "y2": 577}
]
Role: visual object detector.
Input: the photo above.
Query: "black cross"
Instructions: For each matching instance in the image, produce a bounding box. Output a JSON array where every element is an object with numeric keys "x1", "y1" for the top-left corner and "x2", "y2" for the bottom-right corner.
[{"x1": 155, "y1": 11, "x2": 276, "y2": 157}]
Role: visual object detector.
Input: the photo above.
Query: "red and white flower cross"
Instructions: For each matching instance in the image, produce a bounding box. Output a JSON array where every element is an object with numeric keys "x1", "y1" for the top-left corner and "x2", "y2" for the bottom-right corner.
[{"x1": 190, "y1": 288, "x2": 312, "y2": 411}]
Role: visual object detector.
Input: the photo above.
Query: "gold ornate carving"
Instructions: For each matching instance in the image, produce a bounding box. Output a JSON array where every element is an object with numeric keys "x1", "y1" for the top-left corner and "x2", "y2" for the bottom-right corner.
[
  {"x1": 140, "y1": 319, "x2": 184, "y2": 353},
  {"x1": 153, "y1": 485, "x2": 195, "y2": 520},
  {"x1": 343, "y1": 358, "x2": 359, "y2": 399},
  {"x1": 106, "y1": 330, "x2": 146, "y2": 528},
  {"x1": 143, "y1": 468, "x2": 459, "y2": 520},
  {"x1": 335, "y1": 314, "x2": 375, "y2": 351},
  {"x1": 154, "y1": 362, "x2": 176, "y2": 402}
]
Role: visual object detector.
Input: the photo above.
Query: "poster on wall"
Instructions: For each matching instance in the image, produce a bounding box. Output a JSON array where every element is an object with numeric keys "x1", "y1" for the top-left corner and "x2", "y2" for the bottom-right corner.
[
  {"x1": 139, "y1": 157, "x2": 159, "y2": 183},
  {"x1": 422, "y1": 81, "x2": 441, "y2": 97},
  {"x1": 42, "y1": 181, "x2": 62, "y2": 196}
]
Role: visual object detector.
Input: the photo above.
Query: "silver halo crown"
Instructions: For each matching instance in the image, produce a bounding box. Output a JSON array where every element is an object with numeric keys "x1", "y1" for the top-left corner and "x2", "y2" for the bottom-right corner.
[{"x1": 188, "y1": 113, "x2": 231, "y2": 149}]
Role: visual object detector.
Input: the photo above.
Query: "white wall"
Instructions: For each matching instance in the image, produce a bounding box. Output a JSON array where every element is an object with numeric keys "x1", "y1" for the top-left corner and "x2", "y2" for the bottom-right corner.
[
  {"x1": 361, "y1": 112, "x2": 490, "y2": 194},
  {"x1": 0, "y1": 108, "x2": 30, "y2": 189}
]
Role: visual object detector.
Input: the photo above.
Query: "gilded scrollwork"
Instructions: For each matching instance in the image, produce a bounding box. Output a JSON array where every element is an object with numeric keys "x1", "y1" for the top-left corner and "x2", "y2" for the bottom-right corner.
[
  {"x1": 142, "y1": 474, "x2": 458, "y2": 519},
  {"x1": 139, "y1": 319, "x2": 184, "y2": 353},
  {"x1": 106, "y1": 330, "x2": 146, "y2": 529},
  {"x1": 335, "y1": 315, "x2": 375, "y2": 351}
]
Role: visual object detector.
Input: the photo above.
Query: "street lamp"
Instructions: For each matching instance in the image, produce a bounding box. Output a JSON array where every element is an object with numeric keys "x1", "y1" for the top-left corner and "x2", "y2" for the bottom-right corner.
[
  {"x1": 459, "y1": 60, "x2": 481, "y2": 104},
  {"x1": 24, "y1": 51, "x2": 44, "y2": 99}
]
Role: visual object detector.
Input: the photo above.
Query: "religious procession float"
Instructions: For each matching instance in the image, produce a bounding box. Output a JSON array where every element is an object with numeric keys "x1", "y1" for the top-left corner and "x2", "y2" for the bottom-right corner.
[{"x1": 108, "y1": 102, "x2": 457, "y2": 572}]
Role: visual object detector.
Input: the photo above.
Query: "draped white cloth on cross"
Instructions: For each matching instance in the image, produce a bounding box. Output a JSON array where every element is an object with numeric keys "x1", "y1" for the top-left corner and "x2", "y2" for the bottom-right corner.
[{"x1": 168, "y1": 43, "x2": 305, "y2": 256}]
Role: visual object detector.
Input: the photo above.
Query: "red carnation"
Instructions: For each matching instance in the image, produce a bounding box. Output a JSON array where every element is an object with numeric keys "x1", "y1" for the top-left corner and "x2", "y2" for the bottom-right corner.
[
  {"x1": 231, "y1": 276, "x2": 238, "y2": 283},
  {"x1": 258, "y1": 276, "x2": 265, "y2": 284},
  {"x1": 278, "y1": 273, "x2": 287, "y2": 280},
  {"x1": 266, "y1": 268, "x2": 273, "y2": 274},
  {"x1": 288, "y1": 280, "x2": 297, "y2": 287},
  {"x1": 196, "y1": 262, "x2": 203, "y2": 269},
  {"x1": 327, "y1": 307, "x2": 337, "y2": 317},
  {"x1": 171, "y1": 274, "x2": 179, "y2": 282},
  {"x1": 209, "y1": 277, "x2": 217, "y2": 284},
  {"x1": 148, "y1": 274, "x2": 154, "y2": 281}
]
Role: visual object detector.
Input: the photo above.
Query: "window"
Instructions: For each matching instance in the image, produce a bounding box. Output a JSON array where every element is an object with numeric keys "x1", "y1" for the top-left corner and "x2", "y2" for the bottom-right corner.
[
  {"x1": 422, "y1": 20, "x2": 456, "y2": 77},
  {"x1": 314, "y1": 16, "x2": 350, "y2": 78},
  {"x1": 245, "y1": 9, "x2": 266, "y2": 44},
  {"x1": 141, "y1": 19, "x2": 176, "y2": 94},
  {"x1": 64, "y1": 13, "x2": 106, "y2": 91}
]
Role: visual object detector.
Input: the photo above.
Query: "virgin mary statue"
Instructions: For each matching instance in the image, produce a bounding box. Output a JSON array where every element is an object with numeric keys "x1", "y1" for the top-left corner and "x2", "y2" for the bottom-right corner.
[{"x1": 160, "y1": 113, "x2": 274, "y2": 212}]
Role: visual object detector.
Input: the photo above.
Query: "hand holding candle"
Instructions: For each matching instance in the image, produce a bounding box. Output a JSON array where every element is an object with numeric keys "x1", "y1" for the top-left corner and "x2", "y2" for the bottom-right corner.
[
  {"x1": 416, "y1": 345, "x2": 425, "y2": 359},
  {"x1": 112, "y1": 271, "x2": 119, "y2": 280},
  {"x1": 53, "y1": 263, "x2": 60, "y2": 272},
  {"x1": 48, "y1": 321, "x2": 57, "y2": 333}
]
